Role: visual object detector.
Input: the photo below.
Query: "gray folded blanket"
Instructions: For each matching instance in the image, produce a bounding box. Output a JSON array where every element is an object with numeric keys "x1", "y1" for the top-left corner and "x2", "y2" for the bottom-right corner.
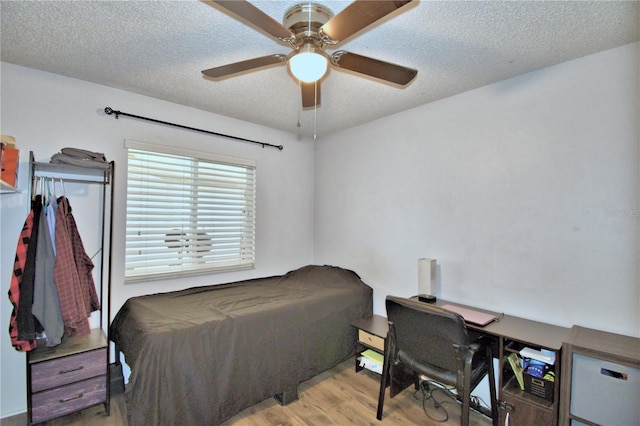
[{"x1": 50, "y1": 147, "x2": 110, "y2": 169}]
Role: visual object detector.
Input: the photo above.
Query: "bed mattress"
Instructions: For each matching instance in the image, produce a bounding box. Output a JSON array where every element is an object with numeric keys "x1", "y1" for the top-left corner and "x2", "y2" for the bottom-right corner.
[{"x1": 110, "y1": 264, "x2": 373, "y2": 425}]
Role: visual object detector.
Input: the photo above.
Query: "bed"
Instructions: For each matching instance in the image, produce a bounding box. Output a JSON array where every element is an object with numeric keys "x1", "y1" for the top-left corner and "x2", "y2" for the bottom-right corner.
[{"x1": 110, "y1": 264, "x2": 373, "y2": 425}]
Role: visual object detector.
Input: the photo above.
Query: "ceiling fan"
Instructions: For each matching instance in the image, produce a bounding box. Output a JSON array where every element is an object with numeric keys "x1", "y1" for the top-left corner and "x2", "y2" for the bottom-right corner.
[{"x1": 201, "y1": 0, "x2": 418, "y2": 108}]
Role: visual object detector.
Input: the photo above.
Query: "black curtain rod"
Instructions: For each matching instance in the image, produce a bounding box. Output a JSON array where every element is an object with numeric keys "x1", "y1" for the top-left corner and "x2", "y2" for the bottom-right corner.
[{"x1": 104, "y1": 107, "x2": 283, "y2": 151}]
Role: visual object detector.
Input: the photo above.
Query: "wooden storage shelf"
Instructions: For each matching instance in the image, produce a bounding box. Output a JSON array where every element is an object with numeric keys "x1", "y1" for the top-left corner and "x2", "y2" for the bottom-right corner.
[
  {"x1": 496, "y1": 321, "x2": 567, "y2": 426},
  {"x1": 502, "y1": 376, "x2": 554, "y2": 409},
  {"x1": 1, "y1": 178, "x2": 19, "y2": 193}
]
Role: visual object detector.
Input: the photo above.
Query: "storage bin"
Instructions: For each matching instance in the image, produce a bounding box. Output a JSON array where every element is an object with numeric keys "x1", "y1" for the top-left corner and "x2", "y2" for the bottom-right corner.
[
  {"x1": 1, "y1": 145, "x2": 19, "y2": 186},
  {"x1": 523, "y1": 371, "x2": 554, "y2": 402},
  {"x1": 570, "y1": 353, "x2": 640, "y2": 425}
]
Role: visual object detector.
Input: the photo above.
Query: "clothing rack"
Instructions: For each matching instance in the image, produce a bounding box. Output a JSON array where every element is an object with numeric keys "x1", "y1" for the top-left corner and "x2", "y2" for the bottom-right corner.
[
  {"x1": 28, "y1": 151, "x2": 114, "y2": 347},
  {"x1": 25, "y1": 151, "x2": 115, "y2": 423},
  {"x1": 104, "y1": 107, "x2": 284, "y2": 151}
]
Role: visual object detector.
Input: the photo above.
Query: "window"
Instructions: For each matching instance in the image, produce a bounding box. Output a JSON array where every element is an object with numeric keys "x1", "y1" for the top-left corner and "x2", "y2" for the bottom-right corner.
[{"x1": 124, "y1": 140, "x2": 256, "y2": 282}]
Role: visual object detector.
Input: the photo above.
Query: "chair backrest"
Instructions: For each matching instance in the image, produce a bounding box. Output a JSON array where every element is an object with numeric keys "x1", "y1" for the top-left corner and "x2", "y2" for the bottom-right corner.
[{"x1": 386, "y1": 296, "x2": 470, "y2": 383}]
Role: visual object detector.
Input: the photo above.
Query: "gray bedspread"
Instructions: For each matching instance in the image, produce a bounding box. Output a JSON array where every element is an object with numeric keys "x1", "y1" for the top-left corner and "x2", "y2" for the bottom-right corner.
[{"x1": 110, "y1": 265, "x2": 373, "y2": 425}]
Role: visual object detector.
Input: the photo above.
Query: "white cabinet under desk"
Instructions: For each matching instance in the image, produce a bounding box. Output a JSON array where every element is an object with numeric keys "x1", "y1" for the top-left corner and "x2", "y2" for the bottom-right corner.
[{"x1": 560, "y1": 325, "x2": 640, "y2": 426}]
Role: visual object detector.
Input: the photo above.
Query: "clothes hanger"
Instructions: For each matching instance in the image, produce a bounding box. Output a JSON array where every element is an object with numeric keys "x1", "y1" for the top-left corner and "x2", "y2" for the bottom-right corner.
[
  {"x1": 50, "y1": 176, "x2": 56, "y2": 199},
  {"x1": 40, "y1": 177, "x2": 45, "y2": 204},
  {"x1": 44, "y1": 177, "x2": 51, "y2": 207},
  {"x1": 31, "y1": 176, "x2": 39, "y2": 201}
]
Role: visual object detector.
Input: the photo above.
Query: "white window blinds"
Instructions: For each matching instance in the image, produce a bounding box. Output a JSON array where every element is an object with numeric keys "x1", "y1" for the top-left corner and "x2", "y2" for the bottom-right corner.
[{"x1": 124, "y1": 140, "x2": 256, "y2": 282}]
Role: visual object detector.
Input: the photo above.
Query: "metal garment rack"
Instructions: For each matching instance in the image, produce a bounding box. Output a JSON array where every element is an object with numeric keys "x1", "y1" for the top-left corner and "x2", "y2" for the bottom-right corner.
[
  {"x1": 24, "y1": 151, "x2": 116, "y2": 423},
  {"x1": 104, "y1": 107, "x2": 284, "y2": 151},
  {"x1": 28, "y1": 151, "x2": 115, "y2": 414},
  {"x1": 28, "y1": 151, "x2": 114, "y2": 336}
]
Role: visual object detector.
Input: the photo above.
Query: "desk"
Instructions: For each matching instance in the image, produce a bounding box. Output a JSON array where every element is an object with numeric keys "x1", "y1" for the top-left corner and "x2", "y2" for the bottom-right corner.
[
  {"x1": 436, "y1": 300, "x2": 569, "y2": 425},
  {"x1": 443, "y1": 302, "x2": 568, "y2": 349},
  {"x1": 353, "y1": 299, "x2": 570, "y2": 426}
]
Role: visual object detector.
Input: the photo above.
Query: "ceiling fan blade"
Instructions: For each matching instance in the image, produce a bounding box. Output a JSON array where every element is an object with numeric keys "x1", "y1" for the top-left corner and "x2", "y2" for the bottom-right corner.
[
  {"x1": 204, "y1": 1, "x2": 294, "y2": 41},
  {"x1": 202, "y1": 54, "x2": 287, "y2": 79},
  {"x1": 331, "y1": 51, "x2": 417, "y2": 85},
  {"x1": 320, "y1": 0, "x2": 414, "y2": 43},
  {"x1": 301, "y1": 81, "x2": 321, "y2": 108}
]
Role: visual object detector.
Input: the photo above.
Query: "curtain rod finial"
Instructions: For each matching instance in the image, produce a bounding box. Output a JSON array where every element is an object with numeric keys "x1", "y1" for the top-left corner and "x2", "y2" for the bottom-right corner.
[{"x1": 104, "y1": 107, "x2": 120, "y2": 119}]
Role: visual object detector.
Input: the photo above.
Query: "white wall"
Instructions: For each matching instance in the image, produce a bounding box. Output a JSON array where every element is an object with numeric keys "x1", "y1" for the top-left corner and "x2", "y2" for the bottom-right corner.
[
  {"x1": 0, "y1": 63, "x2": 315, "y2": 418},
  {"x1": 314, "y1": 43, "x2": 639, "y2": 337}
]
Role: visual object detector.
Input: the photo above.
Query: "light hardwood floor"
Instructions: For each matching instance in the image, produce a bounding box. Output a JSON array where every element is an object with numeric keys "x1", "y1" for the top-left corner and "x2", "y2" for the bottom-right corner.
[{"x1": 3, "y1": 358, "x2": 492, "y2": 426}]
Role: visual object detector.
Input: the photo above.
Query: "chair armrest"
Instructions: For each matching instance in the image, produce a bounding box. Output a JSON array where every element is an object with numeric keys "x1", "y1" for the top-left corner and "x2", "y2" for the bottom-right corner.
[{"x1": 468, "y1": 342, "x2": 481, "y2": 355}]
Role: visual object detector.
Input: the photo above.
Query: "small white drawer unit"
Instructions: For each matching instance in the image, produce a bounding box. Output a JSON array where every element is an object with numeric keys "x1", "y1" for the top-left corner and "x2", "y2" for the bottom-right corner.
[
  {"x1": 571, "y1": 353, "x2": 639, "y2": 425},
  {"x1": 560, "y1": 326, "x2": 640, "y2": 426}
]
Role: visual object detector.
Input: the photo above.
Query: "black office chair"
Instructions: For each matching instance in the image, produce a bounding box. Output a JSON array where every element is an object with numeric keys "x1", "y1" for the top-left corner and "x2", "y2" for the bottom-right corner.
[{"x1": 377, "y1": 296, "x2": 498, "y2": 426}]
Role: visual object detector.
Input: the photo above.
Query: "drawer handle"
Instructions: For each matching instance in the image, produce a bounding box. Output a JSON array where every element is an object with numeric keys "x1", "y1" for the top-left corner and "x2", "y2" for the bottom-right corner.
[
  {"x1": 59, "y1": 366, "x2": 84, "y2": 375},
  {"x1": 59, "y1": 393, "x2": 84, "y2": 403},
  {"x1": 601, "y1": 367, "x2": 628, "y2": 380}
]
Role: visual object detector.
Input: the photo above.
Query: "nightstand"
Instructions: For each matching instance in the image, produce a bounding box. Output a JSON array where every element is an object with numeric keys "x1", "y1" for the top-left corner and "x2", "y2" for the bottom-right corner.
[{"x1": 352, "y1": 314, "x2": 388, "y2": 374}]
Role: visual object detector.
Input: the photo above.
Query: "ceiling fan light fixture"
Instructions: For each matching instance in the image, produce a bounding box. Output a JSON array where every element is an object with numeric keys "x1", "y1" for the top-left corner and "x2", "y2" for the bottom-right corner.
[{"x1": 288, "y1": 44, "x2": 327, "y2": 83}]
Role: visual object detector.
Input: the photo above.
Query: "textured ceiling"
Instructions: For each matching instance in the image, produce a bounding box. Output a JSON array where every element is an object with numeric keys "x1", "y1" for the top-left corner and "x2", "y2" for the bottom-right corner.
[{"x1": 1, "y1": 1, "x2": 638, "y2": 140}]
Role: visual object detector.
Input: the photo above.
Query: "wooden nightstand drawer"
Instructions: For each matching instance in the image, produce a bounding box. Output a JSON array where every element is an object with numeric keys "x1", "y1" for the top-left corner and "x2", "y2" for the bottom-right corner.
[
  {"x1": 31, "y1": 375, "x2": 106, "y2": 424},
  {"x1": 31, "y1": 348, "x2": 106, "y2": 392},
  {"x1": 359, "y1": 329, "x2": 385, "y2": 352}
]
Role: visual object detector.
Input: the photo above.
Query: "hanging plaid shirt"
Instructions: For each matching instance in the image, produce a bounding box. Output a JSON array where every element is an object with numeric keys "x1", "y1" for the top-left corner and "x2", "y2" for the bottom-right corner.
[
  {"x1": 8, "y1": 207, "x2": 38, "y2": 351},
  {"x1": 54, "y1": 196, "x2": 100, "y2": 337}
]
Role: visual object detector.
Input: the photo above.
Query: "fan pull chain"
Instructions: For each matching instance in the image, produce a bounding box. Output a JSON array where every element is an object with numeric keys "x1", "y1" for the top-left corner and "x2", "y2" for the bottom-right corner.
[
  {"x1": 314, "y1": 81, "x2": 318, "y2": 141},
  {"x1": 297, "y1": 81, "x2": 302, "y2": 127},
  {"x1": 295, "y1": 80, "x2": 318, "y2": 140}
]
